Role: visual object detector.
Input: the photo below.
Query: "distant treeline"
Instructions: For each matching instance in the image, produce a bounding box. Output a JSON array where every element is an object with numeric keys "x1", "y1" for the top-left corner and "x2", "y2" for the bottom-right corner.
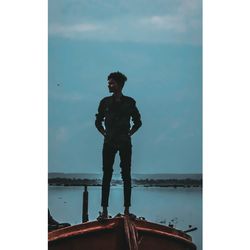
[
  {"x1": 134, "y1": 178, "x2": 202, "y2": 187},
  {"x1": 48, "y1": 178, "x2": 202, "y2": 188}
]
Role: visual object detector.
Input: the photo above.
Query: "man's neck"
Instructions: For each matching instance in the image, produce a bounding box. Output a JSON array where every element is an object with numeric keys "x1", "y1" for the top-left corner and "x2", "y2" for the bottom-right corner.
[{"x1": 113, "y1": 91, "x2": 122, "y2": 101}]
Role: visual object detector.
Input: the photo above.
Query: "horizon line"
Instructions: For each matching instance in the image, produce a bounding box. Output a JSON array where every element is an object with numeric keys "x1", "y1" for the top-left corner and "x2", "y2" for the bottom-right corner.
[{"x1": 48, "y1": 172, "x2": 202, "y2": 175}]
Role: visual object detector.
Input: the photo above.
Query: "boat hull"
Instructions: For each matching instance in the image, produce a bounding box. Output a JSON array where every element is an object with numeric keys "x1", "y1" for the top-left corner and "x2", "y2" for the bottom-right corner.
[{"x1": 48, "y1": 217, "x2": 196, "y2": 250}]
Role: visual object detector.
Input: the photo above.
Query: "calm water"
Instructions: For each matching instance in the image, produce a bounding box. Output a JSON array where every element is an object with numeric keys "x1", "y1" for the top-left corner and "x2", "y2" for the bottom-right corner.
[{"x1": 49, "y1": 186, "x2": 202, "y2": 250}]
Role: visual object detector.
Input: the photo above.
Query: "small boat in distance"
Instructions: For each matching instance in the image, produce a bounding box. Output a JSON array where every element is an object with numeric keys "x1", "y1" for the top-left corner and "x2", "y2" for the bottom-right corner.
[{"x1": 48, "y1": 215, "x2": 196, "y2": 250}]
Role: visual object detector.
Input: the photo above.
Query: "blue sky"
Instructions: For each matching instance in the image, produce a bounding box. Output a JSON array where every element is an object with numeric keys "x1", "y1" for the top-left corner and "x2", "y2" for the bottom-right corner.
[{"x1": 48, "y1": 0, "x2": 202, "y2": 174}]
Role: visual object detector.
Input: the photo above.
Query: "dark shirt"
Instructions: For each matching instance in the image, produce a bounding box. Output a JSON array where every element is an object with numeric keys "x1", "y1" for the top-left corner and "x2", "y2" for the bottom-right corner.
[{"x1": 95, "y1": 95, "x2": 142, "y2": 140}]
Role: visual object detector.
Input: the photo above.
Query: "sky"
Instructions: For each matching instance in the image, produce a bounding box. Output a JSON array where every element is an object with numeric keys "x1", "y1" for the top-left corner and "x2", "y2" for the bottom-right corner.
[{"x1": 48, "y1": 0, "x2": 202, "y2": 174}]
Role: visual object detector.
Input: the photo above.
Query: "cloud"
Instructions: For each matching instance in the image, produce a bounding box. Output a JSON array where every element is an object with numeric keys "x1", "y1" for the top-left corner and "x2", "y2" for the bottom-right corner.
[
  {"x1": 48, "y1": 0, "x2": 202, "y2": 45},
  {"x1": 139, "y1": 0, "x2": 201, "y2": 34},
  {"x1": 49, "y1": 23, "x2": 101, "y2": 37},
  {"x1": 140, "y1": 15, "x2": 186, "y2": 32}
]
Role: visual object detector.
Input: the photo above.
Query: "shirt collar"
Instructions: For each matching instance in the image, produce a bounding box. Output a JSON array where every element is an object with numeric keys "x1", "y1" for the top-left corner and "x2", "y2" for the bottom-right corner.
[{"x1": 112, "y1": 94, "x2": 124, "y2": 102}]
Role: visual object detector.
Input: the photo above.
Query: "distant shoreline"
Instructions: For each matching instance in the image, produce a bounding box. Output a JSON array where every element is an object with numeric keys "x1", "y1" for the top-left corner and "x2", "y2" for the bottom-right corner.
[{"x1": 48, "y1": 177, "x2": 202, "y2": 188}]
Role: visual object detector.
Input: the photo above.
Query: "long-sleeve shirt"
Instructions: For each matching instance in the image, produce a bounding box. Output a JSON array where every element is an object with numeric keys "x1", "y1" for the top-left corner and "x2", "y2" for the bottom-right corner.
[{"x1": 95, "y1": 95, "x2": 142, "y2": 140}]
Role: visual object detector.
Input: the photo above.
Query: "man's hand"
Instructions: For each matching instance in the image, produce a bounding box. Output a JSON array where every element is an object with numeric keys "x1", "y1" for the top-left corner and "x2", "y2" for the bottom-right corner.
[
  {"x1": 128, "y1": 129, "x2": 136, "y2": 136},
  {"x1": 98, "y1": 127, "x2": 106, "y2": 136}
]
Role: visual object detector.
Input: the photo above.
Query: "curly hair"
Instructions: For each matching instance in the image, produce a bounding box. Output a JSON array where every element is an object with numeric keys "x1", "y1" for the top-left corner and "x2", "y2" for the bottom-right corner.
[{"x1": 107, "y1": 71, "x2": 127, "y2": 89}]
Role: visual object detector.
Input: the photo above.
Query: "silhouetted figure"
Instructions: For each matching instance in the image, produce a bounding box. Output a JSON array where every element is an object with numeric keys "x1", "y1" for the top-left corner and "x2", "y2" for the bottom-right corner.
[{"x1": 95, "y1": 72, "x2": 142, "y2": 218}]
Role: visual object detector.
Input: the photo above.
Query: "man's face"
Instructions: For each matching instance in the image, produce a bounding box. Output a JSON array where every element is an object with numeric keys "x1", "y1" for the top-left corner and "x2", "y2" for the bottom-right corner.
[{"x1": 108, "y1": 78, "x2": 120, "y2": 93}]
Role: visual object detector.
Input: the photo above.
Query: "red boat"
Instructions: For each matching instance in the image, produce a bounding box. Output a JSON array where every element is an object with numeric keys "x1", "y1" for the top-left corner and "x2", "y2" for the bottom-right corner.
[{"x1": 48, "y1": 215, "x2": 196, "y2": 250}]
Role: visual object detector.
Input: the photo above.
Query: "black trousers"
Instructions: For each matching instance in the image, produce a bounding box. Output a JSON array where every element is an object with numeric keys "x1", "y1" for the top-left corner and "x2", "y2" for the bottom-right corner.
[{"x1": 101, "y1": 139, "x2": 132, "y2": 207}]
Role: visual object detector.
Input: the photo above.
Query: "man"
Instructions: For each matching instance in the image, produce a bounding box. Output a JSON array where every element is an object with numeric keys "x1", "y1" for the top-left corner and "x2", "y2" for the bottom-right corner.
[{"x1": 95, "y1": 71, "x2": 142, "y2": 218}]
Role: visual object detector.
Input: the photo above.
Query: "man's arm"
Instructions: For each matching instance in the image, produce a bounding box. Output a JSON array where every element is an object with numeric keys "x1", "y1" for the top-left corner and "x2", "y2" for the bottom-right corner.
[
  {"x1": 129, "y1": 100, "x2": 142, "y2": 136},
  {"x1": 95, "y1": 99, "x2": 106, "y2": 136}
]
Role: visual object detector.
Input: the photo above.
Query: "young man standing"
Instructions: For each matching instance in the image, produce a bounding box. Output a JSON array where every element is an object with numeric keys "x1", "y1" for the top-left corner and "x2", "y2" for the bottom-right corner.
[{"x1": 95, "y1": 72, "x2": 142, "y2": 218}]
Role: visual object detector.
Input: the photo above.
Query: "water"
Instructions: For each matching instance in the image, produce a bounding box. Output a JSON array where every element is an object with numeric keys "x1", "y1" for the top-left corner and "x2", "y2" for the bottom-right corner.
[{"x1": 49, "y1": 186, "x2": 202, "y2": 250}]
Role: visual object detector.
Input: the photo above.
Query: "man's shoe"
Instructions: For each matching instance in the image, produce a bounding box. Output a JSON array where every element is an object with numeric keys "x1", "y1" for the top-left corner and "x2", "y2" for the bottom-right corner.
[{"x1": 97, "y1": 211, "x2": 112, "y2": 222}]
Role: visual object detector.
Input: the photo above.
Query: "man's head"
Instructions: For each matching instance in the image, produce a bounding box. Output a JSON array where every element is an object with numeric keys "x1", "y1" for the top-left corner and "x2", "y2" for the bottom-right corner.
[{"x1": 107, "y1": 71, "x2": 127, "y2": 93}]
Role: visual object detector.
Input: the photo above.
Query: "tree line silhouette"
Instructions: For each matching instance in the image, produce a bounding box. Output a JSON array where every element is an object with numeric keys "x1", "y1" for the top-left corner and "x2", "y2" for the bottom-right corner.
[{"x1": 48, "y1": 177, "x2": 202, "y2": 188}]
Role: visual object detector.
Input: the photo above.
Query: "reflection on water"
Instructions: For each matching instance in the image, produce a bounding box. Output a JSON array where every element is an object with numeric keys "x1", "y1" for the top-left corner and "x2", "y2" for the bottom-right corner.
[{"x1": 49, "y1": 186, "x2": 202, "y2": 250}]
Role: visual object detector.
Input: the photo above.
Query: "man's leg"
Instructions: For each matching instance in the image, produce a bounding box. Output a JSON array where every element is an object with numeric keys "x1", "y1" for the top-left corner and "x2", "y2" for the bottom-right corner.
[
  {"x1": 119, "y1": 142, "x2": 132, "y2": 214},
  {"x1": 101, "y1": 142, "x2": 117, "y2": 216}
]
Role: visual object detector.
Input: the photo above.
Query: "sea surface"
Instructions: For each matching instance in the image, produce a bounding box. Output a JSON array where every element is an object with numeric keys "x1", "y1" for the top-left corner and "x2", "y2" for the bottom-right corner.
[{"x1": 49, "y1": 186, "x2": 202, "y2": 250}]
